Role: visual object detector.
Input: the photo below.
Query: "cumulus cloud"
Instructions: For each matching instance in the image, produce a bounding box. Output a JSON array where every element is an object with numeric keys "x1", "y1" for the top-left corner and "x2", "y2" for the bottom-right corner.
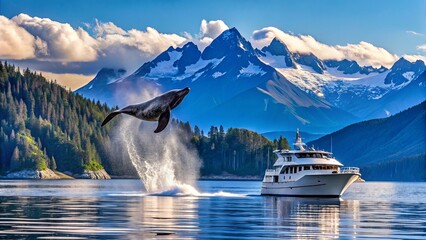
[
  {"x1": 252, "y1": 27, "x2": 399, "y2": 68},
  {"x1": 198, "y1": 19, "x2": 229, "y2": 49},
  {"x1": 0, "y1": 16, "x2": 36, "y2": 59},
  {"x1": 11, "y1": 14, "x2": 98, "y2": 62},
  {"x1": 417, "y1": 44, "x2": 426, "y2": 52},
  {"x1": 93, "y1": 20, "x2": 188, "y2": 70}
]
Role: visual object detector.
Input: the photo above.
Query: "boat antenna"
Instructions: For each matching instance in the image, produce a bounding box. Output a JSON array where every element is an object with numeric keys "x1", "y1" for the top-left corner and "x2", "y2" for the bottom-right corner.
[
  {"x1": 293, "y1": 128, "x2": 306, "y2": 150},
  {"x1": 267, "y1": 147, "x2": 270, "y2": 169}
]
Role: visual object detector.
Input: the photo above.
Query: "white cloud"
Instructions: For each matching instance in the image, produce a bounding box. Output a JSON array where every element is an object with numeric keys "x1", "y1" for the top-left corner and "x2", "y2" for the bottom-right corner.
[
  {"x1": 402, "y1": 54, "x2": 426, "y2": 64},
  {"x1": 0, "y1": 14, "x2": 189, "y2": 73},
  {"x1": 94, "y1": 19, "x2": 127, "y2": 36},
  {"x1": 406, "y1": 31, "x2": 424, "y2": 36},
  {"x1": 417, "y1": 44, "x2": 426, "y2": 52},
  {"x1": 41, "y1": 71, "x2": 95, "y2": 91},
  {"x1": 0, "y1": 16, "x2": 36, "y2": 59},
  {"x1": 1, "y1": 14, "x2": 424, "y2": 78},
  {"x1": 198, "y1": 19, "x2": 229, "y2": 49},
  {"x1": 252, "y1": 27, "x2": 399, "y2": 68},
  {"x1": 93, "y1": 20, "x2": 188, "y2": 70},
  {"x1": 12, "y1": 13, "x2": 98, "y2": 62}
]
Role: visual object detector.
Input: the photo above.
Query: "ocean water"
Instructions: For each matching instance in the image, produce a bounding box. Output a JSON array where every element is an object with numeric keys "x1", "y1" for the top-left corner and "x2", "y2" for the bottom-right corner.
[{"x1": 0, "y1": 180, "x2": 425, "y2": 239}]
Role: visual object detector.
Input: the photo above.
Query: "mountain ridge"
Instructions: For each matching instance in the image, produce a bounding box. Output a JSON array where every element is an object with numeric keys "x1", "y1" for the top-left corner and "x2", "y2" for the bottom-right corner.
[
  {"x1": 76, "y1": 27, "x2": 426, "y2": 133},
  {"x1": 307, "y1": 101, "x2": 426, "y2": 181}
]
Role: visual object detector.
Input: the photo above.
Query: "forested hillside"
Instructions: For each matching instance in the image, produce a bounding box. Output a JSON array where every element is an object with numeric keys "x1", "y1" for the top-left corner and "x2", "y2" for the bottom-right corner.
[
  {"x1": 192, "y1": 126, "x2": 289, "y2": 176},
  {"x1": 0, "y1": 62, "x2": 112, "y2": 175}
]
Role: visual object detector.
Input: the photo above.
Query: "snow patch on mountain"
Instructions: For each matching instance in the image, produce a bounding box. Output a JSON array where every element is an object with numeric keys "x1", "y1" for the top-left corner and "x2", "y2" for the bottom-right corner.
[
  {"x1": 212, "y1": 71, "x2": 226, "y2": 78},
  {"x1": 185, "y1": 57, "x2": 223, "y2": 75},
  {"x1": 275, "y1": 67, "x2": 334, "y2": 97},
  {"x1": 326, "y1": 67, "x2": 376, "y2": 80},
  {"x1": 258, "y1": 52, "x2": 290, "y2": 68},
  {"x1": 146, "y1": 51, "x2": 182, "y2": 78},
  {"x1": 403, "y1": 71, "x2": 415, "y2": 81},
  {"x1": 239, "y1": 62, "x2": 266, "y2": 77},
  {"x1": 346, "y1": 71, "x2": 389, "y2": 88}
]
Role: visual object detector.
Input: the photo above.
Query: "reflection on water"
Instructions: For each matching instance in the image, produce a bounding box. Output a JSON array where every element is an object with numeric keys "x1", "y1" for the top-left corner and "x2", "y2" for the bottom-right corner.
[
  {"x1": 265, "y1": 197, "x2": 342, "y2": 239},
  {"x1": 0, "y1": 180, "x2": 425, "y2": 239}
]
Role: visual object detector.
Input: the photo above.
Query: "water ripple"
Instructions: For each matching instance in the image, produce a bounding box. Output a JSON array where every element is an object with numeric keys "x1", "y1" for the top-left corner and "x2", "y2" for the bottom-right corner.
[{"x1": 0, "y1": 180, "x2": 425, "y2": 239}]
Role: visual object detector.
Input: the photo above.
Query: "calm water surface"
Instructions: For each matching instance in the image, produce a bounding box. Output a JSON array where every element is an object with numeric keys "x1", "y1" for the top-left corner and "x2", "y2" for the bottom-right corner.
[{"x1": 0, "y1": 180, "x2": 425, "y2": 239}]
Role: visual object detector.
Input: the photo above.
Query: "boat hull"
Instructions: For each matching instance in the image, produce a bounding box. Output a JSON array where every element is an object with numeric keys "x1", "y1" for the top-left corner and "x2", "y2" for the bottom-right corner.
[{"x1": 260, "y1": 173, "x2": 359, "y2": 197}]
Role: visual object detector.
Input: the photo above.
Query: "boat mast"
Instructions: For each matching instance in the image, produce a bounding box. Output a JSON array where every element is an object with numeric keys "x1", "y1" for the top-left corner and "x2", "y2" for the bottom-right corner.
[{"x1": 293, "y1": 129, "x2": 306, "y2": 151}]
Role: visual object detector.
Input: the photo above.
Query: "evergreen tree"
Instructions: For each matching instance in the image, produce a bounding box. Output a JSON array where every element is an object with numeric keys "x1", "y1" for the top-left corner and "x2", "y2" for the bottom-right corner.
[
  {"x1": 10, "y1": 147, "x2": 20, "y2": 171},
  {"x1": 50, "y1": 156, "x2": 57, "y2": 170}
]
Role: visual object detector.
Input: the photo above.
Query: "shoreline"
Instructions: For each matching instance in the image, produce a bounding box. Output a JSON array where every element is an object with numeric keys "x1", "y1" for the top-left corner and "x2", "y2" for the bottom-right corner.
[{"x1": 0, "y1": 169, "x2": 111, "y2": 180}]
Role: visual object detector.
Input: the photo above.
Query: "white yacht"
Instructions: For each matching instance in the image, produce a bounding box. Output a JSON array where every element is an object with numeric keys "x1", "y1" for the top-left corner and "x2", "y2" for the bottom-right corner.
[{"x1": 261, "y1": 130, "x2": 360, "y2": 197}]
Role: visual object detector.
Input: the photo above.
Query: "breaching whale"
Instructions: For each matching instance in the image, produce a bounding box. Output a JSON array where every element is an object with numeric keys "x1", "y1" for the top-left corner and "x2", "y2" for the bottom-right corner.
[{"x1": 101, "y1": 87, "x2": 190, "y2": 133}]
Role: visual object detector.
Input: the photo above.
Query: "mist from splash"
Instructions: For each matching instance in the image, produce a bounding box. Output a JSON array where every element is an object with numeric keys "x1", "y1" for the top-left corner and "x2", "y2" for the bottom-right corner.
[{"x1": 114, "y1": 118, "x2": 201, "y2": 194}]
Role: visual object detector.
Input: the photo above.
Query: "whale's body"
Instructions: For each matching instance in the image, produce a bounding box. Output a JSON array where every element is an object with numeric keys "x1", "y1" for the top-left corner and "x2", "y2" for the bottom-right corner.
[{"x1": 101, "y1": 87, "x2": 190, "y2": 133}]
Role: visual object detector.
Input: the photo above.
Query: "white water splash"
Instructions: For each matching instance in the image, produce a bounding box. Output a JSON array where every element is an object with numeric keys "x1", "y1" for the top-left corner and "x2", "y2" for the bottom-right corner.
[
  {"x1": 116, "y1": 118, "x2": 200, "y2": 194},
  {"x1": 110, "y1": 118, "x2": 247, "y2": 198}
]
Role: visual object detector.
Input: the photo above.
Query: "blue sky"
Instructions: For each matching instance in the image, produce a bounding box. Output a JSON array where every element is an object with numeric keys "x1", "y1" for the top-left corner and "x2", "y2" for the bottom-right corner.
[
  {"x1": 2, "y1": 0, "x2": 425, "y2": 55},
  {"x1": 0, "y1": 0, "x2": 425, "y2": 89}
]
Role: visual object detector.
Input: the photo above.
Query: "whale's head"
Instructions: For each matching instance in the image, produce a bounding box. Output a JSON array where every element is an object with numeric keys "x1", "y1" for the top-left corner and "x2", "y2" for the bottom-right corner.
[{"x1": 170, "y1": 87, "x2": 190, "y2": 109}]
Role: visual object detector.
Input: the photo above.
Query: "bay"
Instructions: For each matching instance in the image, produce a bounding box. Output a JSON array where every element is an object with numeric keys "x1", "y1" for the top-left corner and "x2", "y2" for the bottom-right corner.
[{"x1": 0, "y1": 180, "x2": 425, "y2": 239}]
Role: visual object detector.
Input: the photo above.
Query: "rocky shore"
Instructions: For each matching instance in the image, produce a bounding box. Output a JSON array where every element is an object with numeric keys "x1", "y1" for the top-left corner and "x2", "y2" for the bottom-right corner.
[
  {"x1": 1, "y1": 168, "x2": 111, "y2": 180},
  {"x1": 1, "y1": 169, "x2": 63, "y2": 179},
  {"x1": 74, "y1": 169, "x2": 111, "y2": 179}
]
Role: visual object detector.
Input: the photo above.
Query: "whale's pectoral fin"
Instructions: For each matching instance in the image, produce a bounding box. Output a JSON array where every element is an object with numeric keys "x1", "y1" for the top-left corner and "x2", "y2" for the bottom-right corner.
[
  {"x1": 101, "y1": 111, "x2": 121, "y2": 126},
  {"x1": 154, "y1": 108, "x2": 170, "y2": 133}
]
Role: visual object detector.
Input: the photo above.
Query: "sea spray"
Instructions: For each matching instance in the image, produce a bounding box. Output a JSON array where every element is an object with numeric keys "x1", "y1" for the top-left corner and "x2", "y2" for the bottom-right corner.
[{"x1": 115, "y1": 118, "x2": 201, "y2": 193}]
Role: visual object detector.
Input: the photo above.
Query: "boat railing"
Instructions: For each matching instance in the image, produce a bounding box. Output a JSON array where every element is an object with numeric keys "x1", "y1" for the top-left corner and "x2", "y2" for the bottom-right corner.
[{"x1": 340, "y1": 167, "x2": 360, "y2": 174}]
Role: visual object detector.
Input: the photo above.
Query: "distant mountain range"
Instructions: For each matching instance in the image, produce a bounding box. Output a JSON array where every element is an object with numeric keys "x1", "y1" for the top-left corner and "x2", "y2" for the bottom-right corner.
[
  {"x1": 76, "y1": 28, "x2": 426, "y2": 134},
  {"x1": 308, "y1": 101, "x2": 426, "y2": 181}
]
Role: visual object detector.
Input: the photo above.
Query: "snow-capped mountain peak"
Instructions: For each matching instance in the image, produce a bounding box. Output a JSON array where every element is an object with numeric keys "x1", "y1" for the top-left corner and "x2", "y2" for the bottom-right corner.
[
  {"x1": 133, "y1": 42, "x2": 201, "y2": 78},
  {"x1": 77, "y1": 68, "x2": 126, "y2": 91},
  {"x1": 260, "y1": 37, "x2": 296, "y2": 68},
  {"x1": 201, "y1": 27, "x2": 255, "y2": 60},
  {"x1": 384, "y1": 57, "x2": 425, "y2": 86}
]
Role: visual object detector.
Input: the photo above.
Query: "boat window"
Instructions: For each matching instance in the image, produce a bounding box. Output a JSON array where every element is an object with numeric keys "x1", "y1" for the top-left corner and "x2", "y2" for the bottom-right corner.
[
  {"x1": 299, "y1": 166, "x2": 302, "y2": 172},
  {"x1": 295, "y1": 154, "x2": 301, "y2": 158},
  {"x1": 285, "y1": 168, "x2": 289, "y2": 174},
  {"x1": 290, "y1": 167, "x2": 293, "y2": 174},
  {"x1": 304, "y1": 166, "x2": 310, "y2": 170}
]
